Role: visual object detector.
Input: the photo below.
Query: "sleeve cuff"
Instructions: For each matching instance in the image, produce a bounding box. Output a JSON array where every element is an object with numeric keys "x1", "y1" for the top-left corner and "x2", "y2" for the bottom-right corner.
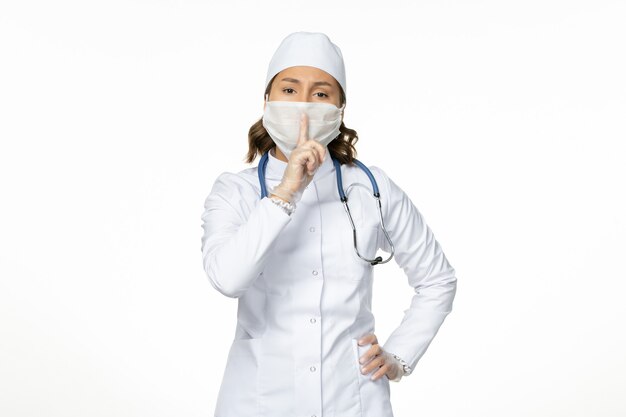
[{"x1": 389, "y1": 352, "x2": 413, "y2": 380}]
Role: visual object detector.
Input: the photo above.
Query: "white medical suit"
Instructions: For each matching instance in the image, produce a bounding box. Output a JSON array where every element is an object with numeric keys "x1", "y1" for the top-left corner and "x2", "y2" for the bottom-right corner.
[{"x1": 200, "y1": 147, "x2": 457, "y2": 417}]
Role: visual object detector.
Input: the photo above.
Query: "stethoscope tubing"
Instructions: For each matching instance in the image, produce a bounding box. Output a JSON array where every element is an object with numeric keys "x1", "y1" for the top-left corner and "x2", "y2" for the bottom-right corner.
[{"x1": 257, "y1": 150, "x2": 395, "y2": 265}]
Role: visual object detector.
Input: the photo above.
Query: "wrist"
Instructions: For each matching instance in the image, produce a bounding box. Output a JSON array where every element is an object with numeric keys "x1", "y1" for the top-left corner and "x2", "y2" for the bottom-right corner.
[
  {"x1": 269, "y1": 193, "x2": 290, "y2": 203},
  {"x1": 270, "y1": 182, "x2": 303, "y2": 205},
  {"x1": 269, "y1": 195, "x2": 295, "y2": 216},
  {"x1": 390, "y1": 353, "x2": 412, "y2": 376}
]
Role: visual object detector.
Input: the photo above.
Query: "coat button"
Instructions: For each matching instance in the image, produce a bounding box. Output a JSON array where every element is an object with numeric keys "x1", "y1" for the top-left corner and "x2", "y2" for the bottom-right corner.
[
  {"x1": 310, "y1": 366, "x2": 316, "y2": 372},
  {"x1": 309, "y1": 226, "x2": 315, "y2": 232},
  {"x1": 310, "y1": 318, "x2": 316, "y2": 324},
  {"x1": 312, "y1": 270, "x2": 318, "y2": 276}
]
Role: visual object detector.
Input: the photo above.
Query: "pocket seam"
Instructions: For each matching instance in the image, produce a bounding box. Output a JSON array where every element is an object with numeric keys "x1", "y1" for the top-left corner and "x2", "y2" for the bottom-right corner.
[{"x1": 351, "y1": 338, "x2": 365, "y2": 416}]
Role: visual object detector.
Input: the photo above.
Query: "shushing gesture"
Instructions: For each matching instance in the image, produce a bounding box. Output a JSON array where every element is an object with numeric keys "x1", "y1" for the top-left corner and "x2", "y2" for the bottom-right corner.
[{"x1": 269, "y1": 112, "x2": 327, "y2": 206}]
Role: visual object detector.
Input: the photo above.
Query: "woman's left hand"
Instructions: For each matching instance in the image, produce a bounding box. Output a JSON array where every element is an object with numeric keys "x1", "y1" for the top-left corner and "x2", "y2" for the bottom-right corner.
[{"x1": 357, "y1": 333, "x2": 402, "y2": 381}]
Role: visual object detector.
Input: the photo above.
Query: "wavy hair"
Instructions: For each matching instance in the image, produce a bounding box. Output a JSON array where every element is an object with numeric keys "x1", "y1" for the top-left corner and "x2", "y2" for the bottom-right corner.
[{"x1": 245, "y1": 73, "x2": 359, "y2": 166}]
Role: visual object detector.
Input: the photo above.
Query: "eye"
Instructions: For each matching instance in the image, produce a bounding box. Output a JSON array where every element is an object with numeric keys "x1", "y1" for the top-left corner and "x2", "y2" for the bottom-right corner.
[
  {"x1": 282, "y1": 88, "x2": 295, "y2": 94},
  {"x1": 315, "y1": 92, "x2": 329, "y2": 98}
]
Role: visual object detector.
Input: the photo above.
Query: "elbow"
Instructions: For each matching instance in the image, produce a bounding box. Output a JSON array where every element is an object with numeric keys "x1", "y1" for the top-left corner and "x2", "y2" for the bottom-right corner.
[
  {"x1": 438, "y1": 270, "x2": 457, "y2": 310},
  {"x1": 202, "y1": 250, "x2": 250, "y2": 299},
  {"x1": 206, "y1": 273, "x2": 244, "y2": 299},
  {"x1": 418, "y1": 268, "x2": 457, "y2": 293},
  {"x1": 442, "y1": 271, "x2": 457, "y2": 313},
  {"x1": 413, "y1": 269, "x2": 457, "y2": 313},
  {"x1": 203, "y1": 259, "x2": 243, "y2": 299}
]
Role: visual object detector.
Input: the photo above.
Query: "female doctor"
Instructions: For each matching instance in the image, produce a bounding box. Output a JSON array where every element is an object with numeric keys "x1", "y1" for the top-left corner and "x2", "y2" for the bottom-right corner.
[{"x1": 200, "y1": 32, "x2": 457, "y2": 417}]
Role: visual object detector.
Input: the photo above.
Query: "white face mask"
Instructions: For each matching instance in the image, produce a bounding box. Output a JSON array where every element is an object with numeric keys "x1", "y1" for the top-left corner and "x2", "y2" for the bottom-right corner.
[{"x1": 262, "y1": 98, "x2": 345, "y2": 160}]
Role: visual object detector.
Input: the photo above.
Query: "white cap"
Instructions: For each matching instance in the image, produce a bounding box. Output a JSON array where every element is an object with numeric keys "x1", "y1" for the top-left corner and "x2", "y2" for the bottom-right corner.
[{"x1": 265, "y1": 31, "x2": 347, "y2": 96}]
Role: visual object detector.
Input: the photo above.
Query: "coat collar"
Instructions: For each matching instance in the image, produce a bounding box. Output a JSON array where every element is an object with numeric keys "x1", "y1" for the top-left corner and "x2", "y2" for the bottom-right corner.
[{"x1": 265, "y1": 146, "x2": 334, "y2": 182}]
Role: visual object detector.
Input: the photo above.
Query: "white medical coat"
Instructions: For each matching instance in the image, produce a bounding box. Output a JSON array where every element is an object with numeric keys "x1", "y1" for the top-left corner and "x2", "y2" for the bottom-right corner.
[{"x1": 200, "y1": 147, "x2": 457, "y2": 417}]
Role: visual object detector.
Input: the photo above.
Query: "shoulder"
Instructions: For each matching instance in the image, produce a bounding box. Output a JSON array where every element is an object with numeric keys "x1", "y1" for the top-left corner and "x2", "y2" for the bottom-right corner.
[
  {"x1": 366, "y1": 165, "x2": 390, "y2": 186},
  {"x1": 339, "y1": 159, "x2": 389, "y2": 184},
  {"x1": 206, "y1": 166, "x2": 262, "y2": 203},
  {"x1": 360, "y1": 164, "x2": 411, "y2": 209},
  {"x1": 345, "y1": 162, "x2": 393, "y2": 195},
  {"x1": 366, "y1": 164, "x2": 407, "y2": 194},
  {"x1": 337, "y1": 160, "x2": 398, "y2": 206}
]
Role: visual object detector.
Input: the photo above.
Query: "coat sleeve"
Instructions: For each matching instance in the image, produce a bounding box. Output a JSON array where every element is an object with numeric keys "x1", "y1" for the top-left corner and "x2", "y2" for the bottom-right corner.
[
  {"x1": 200, "y1": 172, "x2": 293, "y2": 298},
  {"x1": 370, "y1": 166, "x2": 458, "y2": 374}
]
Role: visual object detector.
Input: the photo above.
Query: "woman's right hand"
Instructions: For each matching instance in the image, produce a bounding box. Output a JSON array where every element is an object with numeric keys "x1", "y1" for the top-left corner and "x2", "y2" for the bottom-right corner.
[{"x1": 269, "y1": 112, "x2": 327, "y2": 205}]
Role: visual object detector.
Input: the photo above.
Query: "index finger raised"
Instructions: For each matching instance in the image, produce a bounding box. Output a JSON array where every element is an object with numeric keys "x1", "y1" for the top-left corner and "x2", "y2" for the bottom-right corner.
[{"x1": 296, "y1": 112, "x2": 309, "y2": 147}]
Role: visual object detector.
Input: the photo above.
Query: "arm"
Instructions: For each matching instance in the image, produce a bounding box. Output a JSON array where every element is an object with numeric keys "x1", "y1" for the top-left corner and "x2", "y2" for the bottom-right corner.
[
  {"x1": 371, "y1": 166, "x2": 458, "y2": 374},
  {"x1": 200, "y1": 172, "x2": 293, "y2": 298}
]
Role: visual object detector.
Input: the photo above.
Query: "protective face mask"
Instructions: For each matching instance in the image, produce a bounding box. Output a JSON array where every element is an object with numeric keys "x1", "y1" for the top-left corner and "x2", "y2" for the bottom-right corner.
[{"x1": 262, "y1": 99, "x2": 345, "y2": 160}]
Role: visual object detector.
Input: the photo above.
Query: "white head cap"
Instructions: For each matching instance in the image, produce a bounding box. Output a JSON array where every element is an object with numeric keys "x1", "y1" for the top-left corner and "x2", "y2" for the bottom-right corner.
[{"x1": 265, "y1": 31, "x2": 347, "y2": 97}]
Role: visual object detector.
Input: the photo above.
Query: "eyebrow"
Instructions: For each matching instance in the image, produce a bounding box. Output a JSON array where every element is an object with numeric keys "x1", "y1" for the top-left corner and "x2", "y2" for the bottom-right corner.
[{"x1": 280, "y1": 77, "x2": 333, "y2": 88}]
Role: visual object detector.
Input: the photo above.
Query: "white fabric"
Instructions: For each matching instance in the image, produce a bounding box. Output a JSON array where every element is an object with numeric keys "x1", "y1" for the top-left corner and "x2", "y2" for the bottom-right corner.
[
  {"x1": 265, "y1": 31, "x2": 347, "y2": 94},
  {"x1": 262, "y1": 100, "x2": 345, "y2": 160},
  {"x1": 200, "y1": 149, "x2": 457, "y2": 417}
]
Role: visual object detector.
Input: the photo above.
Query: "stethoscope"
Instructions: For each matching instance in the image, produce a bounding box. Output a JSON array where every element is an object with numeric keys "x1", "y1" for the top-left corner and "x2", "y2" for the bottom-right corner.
[{"x1": 257, "y1": 150, "x2": 395, "y2": 266}]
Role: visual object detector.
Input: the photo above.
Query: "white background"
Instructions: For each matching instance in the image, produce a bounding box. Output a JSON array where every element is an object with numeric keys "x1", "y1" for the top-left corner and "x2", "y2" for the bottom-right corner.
[{"x1": 1, "y1": 1, "x2": 624, "y2": 416}]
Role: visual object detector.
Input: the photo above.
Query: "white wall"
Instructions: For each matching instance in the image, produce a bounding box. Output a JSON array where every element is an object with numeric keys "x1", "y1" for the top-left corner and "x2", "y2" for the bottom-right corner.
[{"x1": 1, "y1": 1, "x2": 624, "y2": 416}]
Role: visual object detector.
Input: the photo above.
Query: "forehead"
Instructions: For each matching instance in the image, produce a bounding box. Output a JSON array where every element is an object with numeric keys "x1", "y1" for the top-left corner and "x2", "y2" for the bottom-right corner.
[{"x1": 276, "y1": 66, "x2": 339, "y2": 88}]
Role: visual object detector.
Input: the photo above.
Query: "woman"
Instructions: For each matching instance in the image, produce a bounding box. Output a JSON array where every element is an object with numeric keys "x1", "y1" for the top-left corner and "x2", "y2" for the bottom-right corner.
[{"x1": 200, "y1": 31, "x2": 457, "y2": 417}]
